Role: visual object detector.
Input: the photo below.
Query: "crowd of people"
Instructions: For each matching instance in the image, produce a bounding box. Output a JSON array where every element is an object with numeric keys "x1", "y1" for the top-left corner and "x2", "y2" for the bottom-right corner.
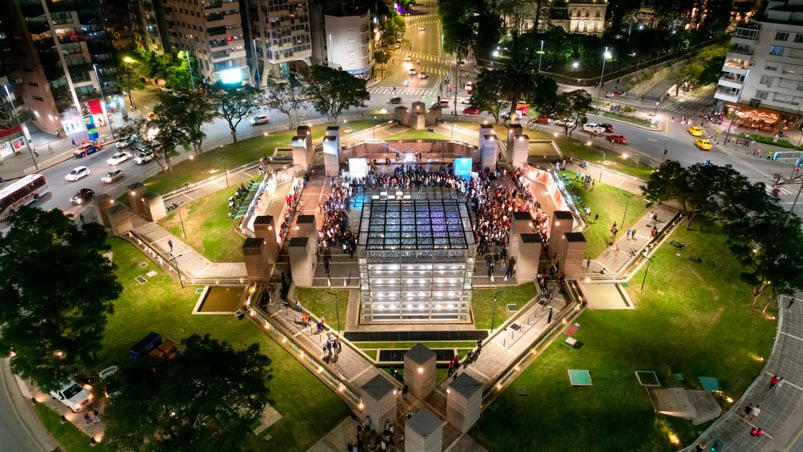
[{"x1": 319, "y1": 178, "x2": 356, "y2": 256}]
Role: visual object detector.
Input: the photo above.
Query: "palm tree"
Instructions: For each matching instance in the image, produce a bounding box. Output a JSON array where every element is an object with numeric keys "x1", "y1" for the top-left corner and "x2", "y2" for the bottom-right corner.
[{"x1": 497, "y1": 35, "x2": 539, "y2": 119}]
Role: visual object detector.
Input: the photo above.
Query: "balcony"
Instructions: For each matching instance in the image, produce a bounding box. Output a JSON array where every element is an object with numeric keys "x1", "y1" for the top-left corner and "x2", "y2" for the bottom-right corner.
[
  {"x1": 714, "y1": 88, "x2": 740, "y2": 103},
  {"x1": 728, "y1": 45, "x2": 753, "y2": 56},
  {"x1": 718, "y1": 75, "x2": 744, "y2": 90}
]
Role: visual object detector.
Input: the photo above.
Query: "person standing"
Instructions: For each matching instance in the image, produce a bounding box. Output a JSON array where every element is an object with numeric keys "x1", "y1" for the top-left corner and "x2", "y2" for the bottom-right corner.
[
  {"x1": 750, "y1": 404, "x2": 761, "y2": 420},
  {"x1": 789, "y1": 297, "x2": 796, "y2": 309}
]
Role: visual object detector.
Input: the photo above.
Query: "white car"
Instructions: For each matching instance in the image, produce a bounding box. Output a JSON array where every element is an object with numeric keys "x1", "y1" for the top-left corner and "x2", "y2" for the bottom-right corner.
[
  {"x1": 99, "y1": 365, "x2": 121, "y2": 399},
  {"x1": 107, "y1": 151, "x2": 132, "y2": 165},
  {"x1": 102, "y1": 169, "x2": 124, "y2": 184},
  {"x1": 50, "y1": 380, "x2": 94, "y2": 412},
  {"x1": 417, "y1": 72, "x2": 428, "y2": 79},
  {"x1": 249, "y1": 114, "x2": 270, "y2": 125},
  {"x1": 583, "y1": 123, "x2": 607, "y2": 134},
  {"x1": 65, "y1": 166, "x2": 90, "y2": 182},
  {"x1": 135, "y1": 150, "x2": 155, "y2": 164}
]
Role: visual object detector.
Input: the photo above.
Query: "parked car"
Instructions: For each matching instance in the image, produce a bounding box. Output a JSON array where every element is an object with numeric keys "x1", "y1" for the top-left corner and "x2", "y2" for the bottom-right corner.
[
  {"x1": 599, "y1": 123, "x2": 614, "y2": 132},
  {"x1": 249, "y1": 114, "x2": 270, "y2": 125},
  {"x1": 98, "y1": 365, "x2": 121, "y2": 400},
  {"x1": 50, "y1": 380, "x2": 94, "y2": 412},
  {"x1": 135, "y1": 150, "x2": 155, "y2": 164},
  {"x1": 389, "y1": 97, "x2": 402, "y2": 104},
  {"x1": 107, "y1": 151, "x2": 132, "y2": 166},
  {"x1": 605, "y1": 134, "x2": 628, "y2": 144},
  {"x1": 688, "y1": 126, "x2": 704, "y2": 136},
  {"x1": 464, "y1": 81, "x2": 473, "y2": 93},
  {"x1": 115, "y1": 135, "x2": 139, "y2": 149},
  {"x1": 606, "y1": 91, "x2": 623, "y2": 97},
  {"x1": 65, "y1": 166, "x2": 91, "y2": 182},
  {"x1": 418, "y1": 25, "x2": 425, "y2": 31},
  {"x1": 695, "y1": 138, "x2": 712, "y2": 150},
  {"x1": 583, "y1": 123, "x2": 607, "y2": 134},
  {"x1": 534, "y1": 116, "x2": 550, "y2": 124},
  {"x1": 553, "y1": 118, "x2": 576, "y2": 127},
  {"x1": 463, "y1": 107, "x2": 480, "y2": 115},
  {"x1": 73, "y1": 141, "x2": 98, "y2": 158},
  {"x1": 417, "y1": 72, "x2": 428, "y2": 79},
  {"x1": 70, "y1": 188, "x2": 95, "y2": 206},
  {"x1": 102, "y1": 169, "x2": 124, "y2": 184},
  {"x1": 501, "y1": 110, "x2": 523, "y2": 121},
  {"x1": 516, "y1": 103, "x2": 529, "y2": 114}
]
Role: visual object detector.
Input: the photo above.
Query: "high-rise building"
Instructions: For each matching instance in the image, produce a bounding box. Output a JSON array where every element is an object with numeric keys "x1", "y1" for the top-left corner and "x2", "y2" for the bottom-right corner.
[
  {"x1": 714, "y1": 0, "x2": 803, "y2": 135},
  {"x1": 309, "y1": 1, "x2": 374, "y2": 78},
  {"x1": 6, "y1": 0, "x2": 119, "y2": 136},
  {"x1": 162, "y1": 0, "x2": 248, "y2": 85},
  {"x1": 246, "y1": 0, "x2": 312, "y2": 84},
  {"x1": 129, "y1": 0, "x2": 169, "y2": 53}
]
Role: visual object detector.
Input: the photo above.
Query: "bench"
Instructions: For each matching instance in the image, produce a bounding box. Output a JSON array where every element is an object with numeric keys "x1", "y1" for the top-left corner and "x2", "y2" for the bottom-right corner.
[
  {"x1": 670, "y1": 241, "x2": 687, "y2": 250},
  {"x1": 688, "y1": 256, "x2": 703, "y2": 264}
]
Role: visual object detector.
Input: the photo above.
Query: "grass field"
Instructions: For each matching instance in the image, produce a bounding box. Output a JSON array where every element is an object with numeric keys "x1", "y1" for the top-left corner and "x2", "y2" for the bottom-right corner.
[
  {"x1": 384, "y1": 129, "x2": 451, "y2": 140},
  {"x1": 86, "y1": 238, "x2": 349, "y2": 451},
  {"x1": 556, "y1": 137, "x2": 655, "y2": 180},
  {"x1": 472, "y1": 283, "x2": 538, "y2": 330},
  {"x1": 470, "y1": 226, "x2": 775, "y2": 450}
]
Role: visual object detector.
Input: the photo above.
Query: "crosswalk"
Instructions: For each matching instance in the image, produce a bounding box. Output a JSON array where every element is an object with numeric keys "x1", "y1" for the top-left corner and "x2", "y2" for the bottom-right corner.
[
  {"x1": 766, "y1": 185, "x2": 796, "y2": 196},
  {"x1": 369, "y1": 86, "x2": 439, "y2": 97}
]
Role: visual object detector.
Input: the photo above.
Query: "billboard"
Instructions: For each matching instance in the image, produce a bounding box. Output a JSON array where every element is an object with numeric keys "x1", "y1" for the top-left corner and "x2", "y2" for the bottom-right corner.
[{"x1": 454, "y1": 157, "x2": 472, "y2": 180}]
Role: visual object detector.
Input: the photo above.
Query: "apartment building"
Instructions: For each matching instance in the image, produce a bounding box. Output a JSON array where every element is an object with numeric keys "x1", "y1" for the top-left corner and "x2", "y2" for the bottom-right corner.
[
  {"x1": 6, "y1": 0, "x2": 119, "y2": 136},
  {"x1": 163, "y1": 0, "x2": 248, "y2": 84},
  {"x1": 246, "y1": 0, "x2": 312, "y2": 83},
  {"x1": 715, "y1": 0, "x2": 803, "y2": 134},
  {"x1": 130, "y1": 0, "x2": 170, "y2": 52}
]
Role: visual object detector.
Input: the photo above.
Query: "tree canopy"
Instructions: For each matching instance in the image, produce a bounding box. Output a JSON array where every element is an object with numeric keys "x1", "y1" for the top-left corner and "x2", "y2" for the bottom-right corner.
[
  {"x1": 103, "y1": 334, "x2": 272, "y2": 451},
  {"x1": 469, "y1": 69, "x2": 507, "y2": 124},
  {"x1": 154, "y1": 90, "x2": 217, "y2": 156},
  {"x1": 304, "y1": 65, "x2": 369, "y2": 122},
  {"x1": 209, "y1": 85, "x2": 261, "y2": 144},
  {"x1": 0, "y1": 208, "x2": 121, "y2": 391},
  {"x1": 264, "y1": 79, "x2": 307, "y2": 128}
]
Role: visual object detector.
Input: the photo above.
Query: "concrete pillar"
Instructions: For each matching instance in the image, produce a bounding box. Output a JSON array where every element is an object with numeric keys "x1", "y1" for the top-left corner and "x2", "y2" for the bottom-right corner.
[
  {"x1": 507, "y1": 124, "x2": 522, "y2": 149},
  {"x1": 142, "y1": 192, "x2": 166, "y2": 222},
  {"x1": 394, "y1": 106, "x2": 410, "y2": 125},
  {"x1": 480, "y1": 134, "x2": 498, "y2": 171},
  {"x1": 360, "y1": 375, "x2": 397, "y2": 433},
  {"x1": 411, "y1": 113, "x2": 426, "y2": 130},
  {"x1": 107, "y1": 204, "x2": 133, "y2": 236},
  {"x1": 93, "y1": 194, "x2": 115, "y2": 227},
  {"x1": 410, "y1": 101, "x2": 426, "y2": 116},
  {"x1": 550, "y1": 211, "x2": 573, "y2": 267},
  {"x1": 324, "y1": 126, "x2": 340, "y2": 175},
  {"x1": 253, "y1": 215, "x2": 279, "y2": 264},
  {"x1": 510, "y1": 134, "x2": 529, "y2": 170},
  {"x1": 287, "y1": 237, "x2": 314, "y2": 287},
  {"x1": 426, "y1": 106, "x2": 441, "y2": 125},
  {"x1": 447, "y1": 373, "x2": 483, "y2": 433},
  {"x1": 295, "y1": 214, "x2": 316, "y2": 236},
  {"x1": 560, "y1": 232, "x2": 587, "y2": 279},
  {"x1": 243, "y1": 237, "x2": 270, "y2": 281},
  {"x1": 126, "y1": 182, "x2": 147, "y2": 217},
  {"x1": 291, "y1": 135, "x2": 310, "y2": 172},
  {"x1": 403, "y1": 344, "x2": 436, "y2": 400},
  {"x1": 297, "y1": 125, "x2": 313, "y2": 151},
  {"x1": 405, "y1": 408, "x2": 444, "y2": 452},
  {"x1": 515, "y1": 233, "x2": 542, "y2": 282},
  {"x1": 511, "y1": 211, "x2": 533, "y2": 236},
  {"x1": 479, "y1": 124, "x2": 494, "y2": 147}
]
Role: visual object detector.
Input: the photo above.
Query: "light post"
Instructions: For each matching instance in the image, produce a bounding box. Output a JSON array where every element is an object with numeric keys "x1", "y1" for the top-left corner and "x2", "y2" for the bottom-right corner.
[
  {"x1": 220, "y1": 158, "x2": 230, "y2": 187},
  {"x1": 3, "y1": 84, "x2": 38, "y2": 170},
  {"x1": 439, "y1": 33, "x2": 444, "y2": 96},
  {"x1": 184, "y1": 49, "x2": 195, "y2": 90},
  {"x1": 177, "y1": 204, "x2": 187, "y2": 239},
  {"x1": 537, "y1": 40, "x2": 545, "y2": 73},
  {"x1": 596, "y1": 47, "x2": 610, "y2": 108},
  {"x1": 661, "y1": 149, "x2": 668, "y2": 163},
  {"x1": 327, "y1": 291, "x2": 342, "y2": 335},
  {"x1": 491, "y1": 289, "x2": 503, "y2": 333},
  {"x1": 654, "y1": 101, "x2": 659, "y2": 117},
  {"x1": 122, "y1": 56, "x2": 137, "y2": 109},
  {"x1": 639, "y1": 252, "x2": 654, "y2": 290},
  {"x1": 724, "y1": 107, "x2": 739, "y2": 145},
  {"x1": 92, "y1": 64, "x2": 115, "y2": 139},
  {"x1": 599, "y1": 151, "x2": 606, "y2": 182},
  {"x1": 169, "y1": 252, "x2": 185, "y2": 289},
  {"x1": 621, "y1": 193, "x2": 633, "y2": 229}
]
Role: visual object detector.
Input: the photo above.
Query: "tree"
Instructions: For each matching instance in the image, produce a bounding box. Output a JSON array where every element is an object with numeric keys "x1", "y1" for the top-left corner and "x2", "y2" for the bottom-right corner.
[
  {"x1": 525, "y1": 74, "x2": 559, "y2": 116},
  {"x1": 103, "y1": 334, "x2": 272, "y2": 451},
  {"x1": 116, "y1": 117, "x2": 174, "y2": 171},
  {"x1": 383, "y1": 11, "x2": 405, "y2": 40},
  {"x1": 210, "y1": 86, "x2": 261, "y2": 144},
  {"x1": 553, "y1": 89, "x2": 592, "y2": 137},
  {"x1": 469, "y1": 69, "x2": 507, "y2": 124},
  {"x1": 264, "y1": 78, "x2": 307, "y2": 128},
  {"x1": 0, "y1": 208, "x2": 121, "y2": 391},
  {"x1": 497, "y1": 35, "x2": 539, "y2": 119},
  {"x1": 116, "y1": 56, "x2": 145, "y2": 109},
  {"x1": 304, "y1": 65, "x2": 369, "y2": 122},
  {"x1": 398, "y1": 0, "x2": 415, "y2": 14},
  {"x1": 155, "y1": 90, "x2": 217, "y2": 155}
]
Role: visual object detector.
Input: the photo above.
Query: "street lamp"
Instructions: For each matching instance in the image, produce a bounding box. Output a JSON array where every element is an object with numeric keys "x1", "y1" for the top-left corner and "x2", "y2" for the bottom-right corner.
[
  {"x1": 640, "y1": 251, "x2": 654, "y2": 290},
  {"x1": 537, "y1": 40, "x2": 545, "y2": 73},
  {"x1": 491, "y1": 289, "x2": 503, "y2": 333},
  {"x1": 169, "y1": 252, "x2": 185, "y2": 289},
  {"x1": 724, "y1": 107, "x2": 739, "y2": 145},
  {"x1": 654, "y1": 101, "x2": 660, "y2": 117},
  {"x1": 3, "y1": 84, "x2": 38, "y2": 170},
  {"x1": 596, "y1": 47, "x2": 611, "y2": 108},
  {"x1": 326, "y1": 291, "x2": 342, "y2": 335},
  {"x1": 599, "y1": 151, "x2": 606, "y2": 182},
  {"x1": 184, "y1": 49, "x2": 195, "y2": 90},
  {"x1": 92, "y1": 64, "x2": 115, "y2": 139},
  {"x1": 621, "y1": 193, "x2": 633, "y2": 229},
  {"x1": 572, "y1": 61, "x2": 579, "y2": 72}
]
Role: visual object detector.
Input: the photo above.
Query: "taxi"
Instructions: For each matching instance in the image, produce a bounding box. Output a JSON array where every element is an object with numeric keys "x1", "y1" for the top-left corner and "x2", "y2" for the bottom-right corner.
[
  {"x1": 688, "y1": 126, "x2": 703, "y2": 137},
  {"x1": 695, "y1": 138, "x2": 712, "y2": 150}
]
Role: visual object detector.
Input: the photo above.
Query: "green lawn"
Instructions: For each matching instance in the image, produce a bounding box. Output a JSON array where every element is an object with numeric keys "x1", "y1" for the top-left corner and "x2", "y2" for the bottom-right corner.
[
  {"x1": 158, "y1": 188, "x2": 246, "y2": 262},
  {"x1": 293, "y1": 287, "x2": 349, "y2": 332},
  {"x1": 34, "y1": 404, "x2": 112, "y2": 452},
  {"x1": 559, "y1": 171, "x2": 647, "y2": 258},
  {"x1": 385, "y1": 129, "x2": 451, "y2": 140},
  {"x1": 470, "y1": 226, "x2": 775, "y2": 450},
  {"x1": 472, "y1": 283, "x2": 538, "y2": 330},
  {"x1": 90, "y1": 239, "x2": 349, "y2": 451},
  {"x1": 556, "y1": 137, "x2": 655, "y2": 180},
  {"x1": 144, "y1": 120, "x2": 382, "y2": 194}
]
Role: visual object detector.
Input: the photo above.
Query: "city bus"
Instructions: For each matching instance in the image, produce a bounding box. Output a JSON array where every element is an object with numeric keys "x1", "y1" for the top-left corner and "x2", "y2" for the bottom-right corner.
[{"x1": 0, "y1": 174, "x2": 50, "y2": 221}]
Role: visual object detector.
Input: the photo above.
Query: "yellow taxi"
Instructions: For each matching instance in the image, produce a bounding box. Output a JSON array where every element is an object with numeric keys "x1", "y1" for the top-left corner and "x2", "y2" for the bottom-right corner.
[
  {"x1": 695, "y1": 138, "x2": 712, "y2": 150},
  {"x1": 688, "y1": 126, "x2": 703, "y2": 136}
]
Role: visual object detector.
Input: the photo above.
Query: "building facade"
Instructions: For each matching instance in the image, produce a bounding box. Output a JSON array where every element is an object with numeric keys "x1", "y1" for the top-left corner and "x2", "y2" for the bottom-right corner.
[
  {"x1": 502, "y1": 0, "x2": 608, "y2": 36},
  {"x1": 246, "y1": 0, "x2": 312, "y2": 84},
  {"x1": 129, "y1": 0, "x2": 170, "y2": 53},
  {"x1": 162, "y1": 0, "x2": 248, "y2": 85},
  {"x1": 7, "y1": 0, "x2": 119, "y2": 136},
  {"x1": 715, "y1": 0, "x2": 803, "y2": 134},
  {"x1": 323, "y1": 11, "x2": 373, "y2": 78}
]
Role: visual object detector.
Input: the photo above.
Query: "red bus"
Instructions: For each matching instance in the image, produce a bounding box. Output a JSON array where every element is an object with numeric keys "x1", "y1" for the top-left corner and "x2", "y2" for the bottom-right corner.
[{"x1": 0, "y1": 174, "x2": 50, "y2": 221}]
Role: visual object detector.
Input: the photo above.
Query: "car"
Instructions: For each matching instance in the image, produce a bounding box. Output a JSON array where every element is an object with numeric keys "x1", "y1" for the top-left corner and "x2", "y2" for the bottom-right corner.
[
  {"x1": 583, "y1": 123, "x2": 607, "y2": 134},
  {"x1": 249, "y1": 114, "x2": 270, "y2": 125},
  {"x1": 534, "y1": 116, "x2": 550, "y2": 124},
  {"x1": 70, "y1": 188, "x2": 95, "y2": 205},
  {"x1": 393, "y1": 43, "x2": 401, "y2": 49},
  {"x1": 98, "y1": 365, "x2": 121, "y2": 399},
  {"x1": 50, "y1": 380, "x2": 94, "y2": 412},
  {"x1": 437, "y1": 99, "x2": 449, "y2": 108},
  {"x1": 553, "y1": 118, "x2": 576, "y2": 127},
  {"x1": 73, "y1": 141, "x2": 98, "y2": 158},
  {"x1": 464, "y1": 81, "x2": 474, "y2": 93},
  {"x1": 115, "y1": 135, "x2": 138, "y2": 149},
  {"x1": 404, "y1": 55, "x2": 413, "y2": 62},
  {"x1": 107, "y1": 151, "x2": 132, "y2": 165},
  {"x1": 463, "y1": 107, "x2": 480, "y2": 115},
  {"x1": 408, "y1": 68, "x2": 417, "y2": 76},
  {"x1": 599, "y1": 123, "x2": 614, "y2": 132},
  {"x1": 502, "y1": 110, "x2": 524, "y2": 120},
  {"x1": 418, "y1": 25, "x2": 425, "y2": 31},
  {"x1": 605, "y1": 134, "x2": 628, "y2": 144},
  {"x1": 516, "y1": 103, "x2": 529, "y2": 114},
  {"x1": 65, "y1": 166, "x2": 90, "y2": 182},
  {"x1": 417, "y1": 72, "x2": 428, "y2": 79},
  {"x1": 389, "y1": 97, "x2": 402, "y2": 104},
  {"x1": 102, "y1": 169, "x2": 124, "y2": 184},
  {"x1": 695, "y1": 138, "x2": 712, "y2": 150},
  {"x1": 688, "y1": 126, "x2": 704, "y2": 136},
  {"x1": 606, "y1": 90, "x2": 623, "y2": 97},
  {"x1": 135, "y1": 149, "x2": 155, "y2": 164}
]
